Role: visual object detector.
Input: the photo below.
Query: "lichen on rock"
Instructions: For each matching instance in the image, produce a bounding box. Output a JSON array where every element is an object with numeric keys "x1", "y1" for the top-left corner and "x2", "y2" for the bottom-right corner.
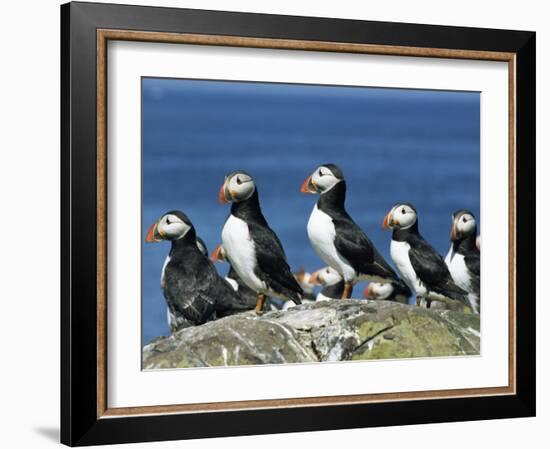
[{"x1": 142, "y1": 299, "x2": 480, "y2": 369}]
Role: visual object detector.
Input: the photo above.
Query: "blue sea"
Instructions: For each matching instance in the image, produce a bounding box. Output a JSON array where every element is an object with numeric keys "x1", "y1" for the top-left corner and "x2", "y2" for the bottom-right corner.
[{"x1": 141, "y1": 78, "x2": 480, "y2": 346}]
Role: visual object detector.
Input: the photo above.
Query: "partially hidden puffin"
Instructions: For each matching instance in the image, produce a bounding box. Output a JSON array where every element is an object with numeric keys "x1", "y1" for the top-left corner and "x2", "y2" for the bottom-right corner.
[
  {"x1": 363, "y1": 282, "x2": 411, "y2": 304},
  {"x1": 145, "y1": 210, "x2": 250, "y2": 332},
  {"x1": 445, "y1": 209, "x2": 480, "y2": 313},
  {"x1": 281, "y1": 268, "x2": 318, "y2": 311},
  {"x1": 294, "y1": 267, "x2": 317, "y2": 301},
  {"x1": 210, "y1": 243, "x2": 269, "y2": 312},
  {"x1": 301, "y1": 163, "x2": 401, "y2": 299},
  {"x1": 382, "y1": 203, "x2": 469, "y2": 309},
  {"x1": 309, "y1": 266, "x2": 345, "y2": 301},
  {"x1": 219, "y1": 171, "x2": 303, "y2": 314}
]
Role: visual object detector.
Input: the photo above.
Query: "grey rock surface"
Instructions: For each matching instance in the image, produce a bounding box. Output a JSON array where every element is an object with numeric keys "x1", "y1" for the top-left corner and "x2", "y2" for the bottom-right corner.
[{"x1": 142, "y1": 299, "x2": 480, "y2": 369}]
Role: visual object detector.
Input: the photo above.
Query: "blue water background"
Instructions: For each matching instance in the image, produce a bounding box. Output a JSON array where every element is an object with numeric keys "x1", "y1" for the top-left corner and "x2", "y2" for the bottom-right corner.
[{"x1": 142, "y1": 78, "x2": 480, "y2": 346}]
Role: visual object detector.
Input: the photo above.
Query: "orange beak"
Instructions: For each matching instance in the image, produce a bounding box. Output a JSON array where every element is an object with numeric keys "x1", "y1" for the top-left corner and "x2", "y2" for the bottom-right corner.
[
  {"x1": 300, "y1": 175, "x2": 316, "y2": 194},
  {"x1": 295, "y1": 266, "x2": 305, "y2": 283},
  {"x1": 210, "y1": 244, "x2": 225, "y2": 262},
  {"x1": 218, "y1": 183, "x2": 229, "y2": 204},
  {"x1": 145, "y1": 222, "x2": 162, "y2": 243},
  {"x1": 309, "y1": 270, "x2": 322, "y2": 285},
  {"x1": 382, "y1": 211, "x2": 392, "y2": 230},
  {"x1": 363, "y1": 284, "x2": 374, "y2": 298},
  {"x1": 450, "y1": 219, "x2": 459, "y2": 241}
]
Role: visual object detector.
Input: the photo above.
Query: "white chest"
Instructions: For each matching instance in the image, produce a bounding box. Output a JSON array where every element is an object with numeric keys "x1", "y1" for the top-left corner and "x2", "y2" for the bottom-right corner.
[
  {"x1": 445, "y1": 248, "x2": 471, "y2": 292},
  {"x1": 307, "y1": 205, "x2": 355, "y2": 281},
  {"x1": 160, "y1": 255, "x2": 170, "y2": 289},
  {"x1": 224, "y1": 277, "x2": 239, "y2": 292},
  {"x1": 390, "y1": 240, "x2": 424, "y2": 295},
  {"x1": 221, "y1": 215, "x2": 265, "y2": 293}
]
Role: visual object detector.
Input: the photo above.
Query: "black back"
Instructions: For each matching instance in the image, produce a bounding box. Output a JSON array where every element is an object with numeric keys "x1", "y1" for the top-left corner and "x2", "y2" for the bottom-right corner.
[
  {"x1": 450, "y1": 220, "x2": 480, "y2": 297},
  {"x1": 392, "y1": 223, "x2": 467, "y2": 303},
  {"x1": 318, "y1": 181, "x2": 399, "y2": 282},
  {"x1": 320, "y1": 280, "x2": 345, "y2": 299},
  {"x1": 452, "y1": 224, "x2": 480, "y2": 278},
  {"x1": 163, "y1": 231, "x2": 250, "y2": 327}
]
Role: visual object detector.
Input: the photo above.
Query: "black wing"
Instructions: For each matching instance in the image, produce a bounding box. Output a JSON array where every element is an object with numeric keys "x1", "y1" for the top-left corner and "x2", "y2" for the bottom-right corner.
[
  {"x1": 408, "y1": 238, "x2": 467, "y2": 302},
  {"x1": 333, "y1": 218, "x2": 398, "y2": 282},
  {"x1": 248, "y1": 223, "x2": 303, "y2": 304},
  {"x1": 164, "y1": 256, "x2": 250, "y2": 324},
  {"x1": 465, "y1": 253, "x2": 480, "y2": 277},
  {"x1": 163, "y1": 261, "x2": 217, "y2": 325}
]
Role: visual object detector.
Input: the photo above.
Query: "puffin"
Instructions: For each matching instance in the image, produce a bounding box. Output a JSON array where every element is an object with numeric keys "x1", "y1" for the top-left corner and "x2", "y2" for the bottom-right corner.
[
  {"x1": 301, "y1": 163, "x2": 401, "y2": 299},
  {"x1": 363, "y1": 282, "x2": 411, "y2": 304},
  {"x1": 382, "y1": 203, "x2": 469, "y2": 309},
  {"x1": 218, "y1": 171, "x2": 303, "y2": 314},
  {"x1": 445, "y1": 209, "x2": 481, "y2": 313},
  {"x1": 210, "y1": 243, "x2": 268, "y2": 312},
  {"x1": 309, "y1": 266, "x2": 345, "y2": 301},
  {"x1": 145, "y1": 210, "x2": 250, "y2": 332}
]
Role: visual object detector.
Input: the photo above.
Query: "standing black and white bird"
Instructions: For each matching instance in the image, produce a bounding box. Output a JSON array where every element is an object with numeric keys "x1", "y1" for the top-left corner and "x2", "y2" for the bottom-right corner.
[
  {"x1": 219, "y1": 171, "x2": 303, "y2": 314},
  {"x1": 445, "y1": 209, "x2": 480, "y2": 313},
  {"x1": 309, "y1": 266, "x2": 345, "y2": 301},
  {"x1": 145, "y1": 210, "x2": 250, "y2": 332},
  {"x1": 301, "y1": 163, "x2": 401, "y2": 299},
  {"x1": 363, "y1": 282, "x2": 411, "y2": 304},
  {"x1": 382, "y1": 203, "x2": 469, "y2": 308}
]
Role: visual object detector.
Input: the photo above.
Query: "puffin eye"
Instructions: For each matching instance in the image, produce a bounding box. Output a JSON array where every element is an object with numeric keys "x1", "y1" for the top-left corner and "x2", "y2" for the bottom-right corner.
[
  {"x1": 236, "y1": 177, "x2": 242, "y2": 185},
  {"x1": 401, "y1": 208, "x2": 406, "y2": 214},
  {"x1": 462, "y1": 216, "x2": 467, "y2": 223},
  {"x1": 166, "y1": 217, "x2": 171, "y2": 225},
  {"x1": 318, "y1": 169, "x2": 323, "y2": 177}
]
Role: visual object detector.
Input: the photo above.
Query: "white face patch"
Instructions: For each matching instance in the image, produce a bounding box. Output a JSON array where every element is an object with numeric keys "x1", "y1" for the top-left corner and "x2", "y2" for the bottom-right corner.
[
  {"x1": 318, "y1": 266, "x2": 343, "y2": 286},
  {"x1": 369, "y1": 282, "x2": 394, "y2": 300},
  {"x1": 390, "y1": 204, "x2": 417, "y2": 230},
  {"x1": 156, "y1": 214, "x2": 191, "y2": 240},
  {"x1": 455, "y1": 213, "x2": 476, "y2": 237},
  {"x1": 311, "y1": 165, "x2": 341, "y2": 193},
  {"x1": 226, "y1": 172, "x2": 255, "y2": 202}
]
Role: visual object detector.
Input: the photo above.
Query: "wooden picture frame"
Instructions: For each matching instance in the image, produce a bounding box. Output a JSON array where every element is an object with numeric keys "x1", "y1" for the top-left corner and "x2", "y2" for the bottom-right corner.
[{"x1": 61, "y1": 1, "x2": 535, "y2": 446}]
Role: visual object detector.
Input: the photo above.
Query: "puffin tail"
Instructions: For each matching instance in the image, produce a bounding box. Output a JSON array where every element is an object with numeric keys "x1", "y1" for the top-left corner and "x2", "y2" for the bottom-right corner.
[
  {"x1": 439, "y1": 281, "x2": 469, "y2": 305},
  {"x1": 285, "y1": 290, "x2": 302, "y2": 305}
]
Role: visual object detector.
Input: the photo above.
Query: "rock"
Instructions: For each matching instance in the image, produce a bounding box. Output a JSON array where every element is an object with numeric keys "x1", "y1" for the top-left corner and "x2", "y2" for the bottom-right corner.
[{"x1": 142, "y1": 299, "x2": 480, "y2": 369}]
